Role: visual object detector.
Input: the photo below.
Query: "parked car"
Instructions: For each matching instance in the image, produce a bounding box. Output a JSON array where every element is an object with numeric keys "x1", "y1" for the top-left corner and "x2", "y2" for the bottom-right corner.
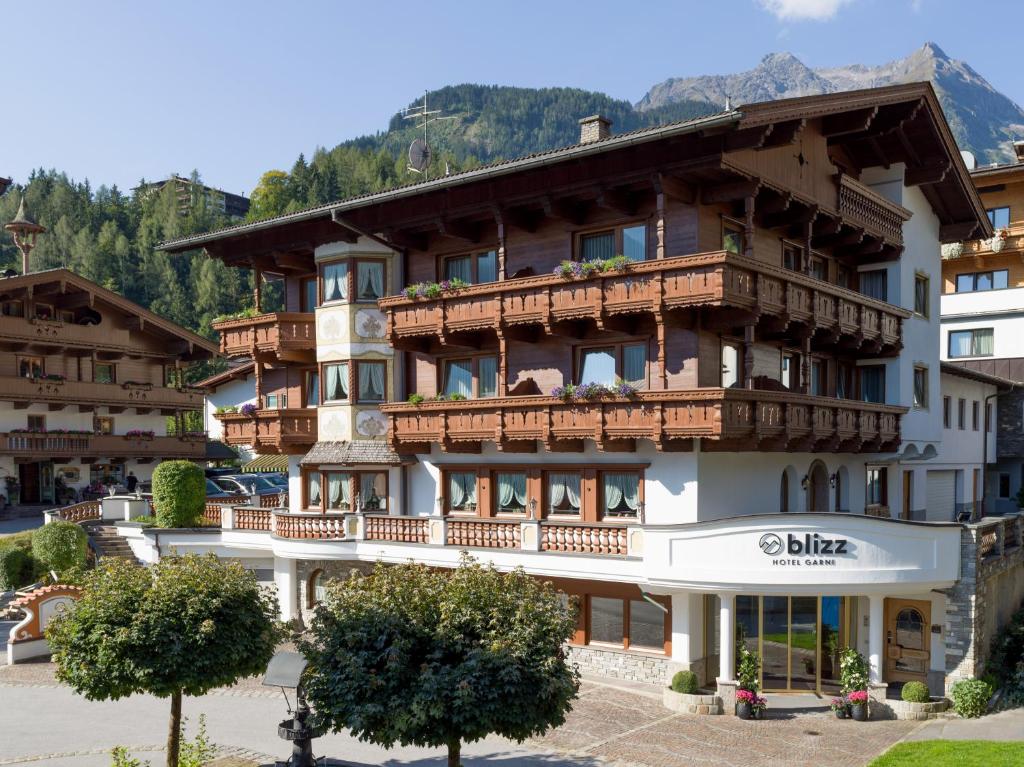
[
  {"x1": 219, "y1": 473, "x2": 286, "y2": 502},
  {"x1": 259, "y1": 472, "x2": 289, "y2": 490},
  {"x1": 211, "y1": 477, "x2": 251, "y2": 497},
  {"x1": 206, "y1": 478, "x2": 241, "y2": 499}
]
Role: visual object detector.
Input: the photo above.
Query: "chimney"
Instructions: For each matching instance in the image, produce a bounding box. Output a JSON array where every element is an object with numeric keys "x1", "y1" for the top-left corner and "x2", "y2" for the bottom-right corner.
[
  {"x1": 579, "y1": 114, "x2": 612, "y2": 145},
  {"x1": 1014, "y1": 141, "x2": 1024, "y2": 164}
]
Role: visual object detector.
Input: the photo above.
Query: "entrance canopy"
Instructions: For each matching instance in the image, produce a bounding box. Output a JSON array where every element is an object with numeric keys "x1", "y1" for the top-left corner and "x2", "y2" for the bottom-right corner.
[{"x1": 644, "y1": 513, "x2": 962, "y2": 594}]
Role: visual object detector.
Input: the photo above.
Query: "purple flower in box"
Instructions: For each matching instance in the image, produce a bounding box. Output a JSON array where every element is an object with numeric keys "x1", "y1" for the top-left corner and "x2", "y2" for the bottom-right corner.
[{"x1": 240, "y1": 403, "x2": 258, "y2": 417}]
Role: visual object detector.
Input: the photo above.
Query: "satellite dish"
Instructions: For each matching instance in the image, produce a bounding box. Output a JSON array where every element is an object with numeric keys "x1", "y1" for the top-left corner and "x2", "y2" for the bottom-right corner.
[{"x1": 408, "y1": 138, "x2": 431, "y2": 174}]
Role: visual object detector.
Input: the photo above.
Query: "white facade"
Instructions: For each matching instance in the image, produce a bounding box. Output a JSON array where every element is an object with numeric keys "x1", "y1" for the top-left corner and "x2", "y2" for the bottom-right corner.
[{"x1": 203, "y1": 369, "x2": 257, "y2": 461}]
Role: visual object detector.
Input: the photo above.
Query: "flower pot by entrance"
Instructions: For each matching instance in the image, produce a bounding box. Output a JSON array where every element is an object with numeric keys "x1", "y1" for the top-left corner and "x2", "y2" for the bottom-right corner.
[
  {"x1": 736, "y1": 702, "x2": 752, "y2": 720},
  {"x1": 850, "y1": 703, "x2": 867, "y2": 721}
]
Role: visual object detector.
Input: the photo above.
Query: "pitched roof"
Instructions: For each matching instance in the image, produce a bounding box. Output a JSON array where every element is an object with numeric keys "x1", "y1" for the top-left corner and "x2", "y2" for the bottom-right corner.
[
  {"x1": 0, "y1": 268, "x2": 218, "y2": 358},
  {"x1": 196, "y1": 360, "x2": 255, "y2": 389},
  {"x1": 941, "y1": 361, "x2": 1016, "y2": 388},
  {"x1": 301, "y1": 440, "x2": 417, "y2": 466}
]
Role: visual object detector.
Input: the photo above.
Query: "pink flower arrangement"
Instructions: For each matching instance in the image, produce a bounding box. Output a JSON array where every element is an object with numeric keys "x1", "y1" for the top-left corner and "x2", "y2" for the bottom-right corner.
[
  {"x1": 847, "y1": 690, "x2": 869, "y2": 704},
  {"x1": 735, "y1": 689, "x2": 756, "y2": 703}
]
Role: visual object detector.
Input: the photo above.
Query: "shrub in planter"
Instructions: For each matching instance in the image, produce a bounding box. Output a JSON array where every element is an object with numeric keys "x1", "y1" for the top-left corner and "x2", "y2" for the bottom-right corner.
[
  {"x1": 0, "y1": 546, "x2": 33, "y2": 590},
  {"x1": 901, "y1": 681, "x2": 930, "y2": 703},
  {"x1": 31, "y1": 521, "x2": 87, "y2": 573},
  {"x1": 736, "y1": 646, "x2": 761, "y2": 693},
  {"x1": 670, "y1": 670, "x2": 699, "y2": 694},
  {"x1": 847, "y1": 689, "x2": 869, "y2": 721},
  {"x1": 830, "y1": 696, "x2": 848, "y2": 718},
  {"x1": 839, "y1": 647, "x2": 870, "y2": 693},
  {"x1": 152, "y1": 460, "x2": 205, "y2": 528},
  {"x1": 950, "y1": 678, "x2": 992, "y2": 718}
]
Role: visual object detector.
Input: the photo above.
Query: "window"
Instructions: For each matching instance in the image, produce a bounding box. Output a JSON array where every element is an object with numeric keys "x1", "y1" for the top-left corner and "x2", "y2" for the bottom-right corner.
[
  {"x1": 306, "y1": 471, "x2": 322, "y2": 508},
  {"x1": 27, "y1": 415, "x2": 45, "y2": 431},
  {"x1": 356, "y1": 361, "x2": 386, "y2": 402},
  {"x1": 837, "y1": 362, "x2": 854, "y2": 400},
  {"x1": 1000, "y1": 473, "x2": 1011, "y2": 499},
  {"x1": 810, "y1": 359, "x2": 826, "y2": 396},
  {"x1": 578, "y1": 343, "x2": 647, "y2": 388},
  {"x1": 546, "y1": 472, "x2": 581, "y2": 516},
  {"x1": 324, "y1": 471, "x2": 352, "y2": 510},
  {"x1": 866, "y1": 467, "x2": 888, "y2": 507},
  {"x1": 913, "y1": 366, "x2": 928, "y2": 409},
  {"x1": 958, "y1": 398, "x2": 966, "y2": 430},
  {"x1": 914, "y1": 274, "x2": 929, "y2": 317},
  {"x1": 93, "y1": 362, "x2": 115, "y2": 385},
  {"x1": 809, "y1": 256, "x2": 827, "y2": 282},
  {"x1": 972, "y1": 401, "x2": 980, "y2": 431},
  {"x1": 443, "y1": 250, "x2": 497, "y2": 284},
  {"x1": 2, "y1": 300, "x2": 23, "y2": 317},
  {"x1": 442, "y1": 356, "x2": 497, "y2": 398},
  {"x1": 93, "y1": 416, "x2": 114, "y2": 435},
  {"x1": 948, "y1": 328, "x2": 994, "y2": 358},
  {"x1": 305, "y1": 370, "x2": 319, "y2": 407},
  {"x1": 987, "y1": 206, "x2": 1010, "y2": 229},
  {"x1": 837, "y1": 265, "x2": 853, "y2": 290},
  {"x1": 860, "y1": 365, "x2": 885, "y2": 404},
  {"x1": 781, "y1": 352, "x2": 799, "y2": 390},
  {"x1": 265, "y1": 393, "x2": 287, "y2": 409},
  {"x1": 722, "y1": 219, "x2": 744, "y2": 255},
  {"x1": 955, "y1": 270, "x2": 1008, "y2": 293},
  {"x1": 358, "y1": 472, "x2": 388, "y2": 511},
  {"x1": 602, "y1": 471, "x2": 640, "y2": 518},
  {"x1": 590, "y1": 597, "x2": 624, "y2": 645},
  {"x1": 943, "y1": 396, "x2": 951, "y2": 428},
  {"x1": 17, "y1": 356, "x2": 43, "y2": 379},
  {"x1": 34, "y1": 303, "x2": 54, "y2": 320},
  {"x1": 721, "y1": 341, "x2": 743, "y2": 389},
  {"x1": 859, "y1": 269, "x2": 888, "y2": 301},
  {"x1": 495, "y1": 471, "x2": 528, "y2": 514},
  {"x1": 355, "y1": 261, "x2": 385, "y2": 302},
  {"x1": 586, "y1": 595, "x2": 667, "y2": 652},
  {"x1": 322, "y1": 362, "x2": 349, "y2": 402},
  {"x1": 301, "y1": 277, "x2": 318, "y2": 312},
  {"x1": 321, "y1": 261, "x2": 349, "y2": 303},
  {"x1": 446, "y1": 471, "x2": 478, "y2": 514},
  {"x1": 782, "y1": 243, "x2": 802, "y2": 272},
  {"x1": 59, "y1": 310, "x2": 74, "y2": 323},
  {"x1": 628, "y1": 599, "x2": 665, "y2": 650},
  {"x1": 579, "y1": 224, "x2": 647, "y2": 263}
]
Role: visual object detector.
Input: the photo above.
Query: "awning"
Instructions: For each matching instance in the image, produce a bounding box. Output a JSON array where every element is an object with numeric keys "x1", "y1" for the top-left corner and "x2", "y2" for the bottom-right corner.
[
  {"x1": 205, "y1": 440, "x2": 239, "y2": 461},
  {"x1": 242, "y1": 454, "x2": 289, "y2": 473}
]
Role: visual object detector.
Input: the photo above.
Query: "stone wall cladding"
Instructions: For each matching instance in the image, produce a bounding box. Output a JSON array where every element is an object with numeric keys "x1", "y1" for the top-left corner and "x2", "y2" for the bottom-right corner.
[
  {"x1": 565, "y1": 645, "x2": 669, "y2": 686},
  {"x1": 997, "y1": 389, "x2": 1024, "y2": 459},
  {"x1": 889, "y1": 698, "x2": 950, "y2": 721},
  {"x1": 295, "y1": 559, "x2": 373, "y2": 628},
  {"x1": 662, "y1": 688, "x2": 723, "y2": 715}
]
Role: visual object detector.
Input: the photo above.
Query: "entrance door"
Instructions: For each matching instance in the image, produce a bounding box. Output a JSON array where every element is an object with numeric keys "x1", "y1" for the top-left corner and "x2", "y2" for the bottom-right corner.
[
  {"x1": 884, "y1": 598, "x2": 931, "y2": 683},
  {"x1": 18, "y1": 462, "x2": 40, "y2": 504},
  {"x1": 39, "y1": 462, "x2": 54, "y2": 505}
]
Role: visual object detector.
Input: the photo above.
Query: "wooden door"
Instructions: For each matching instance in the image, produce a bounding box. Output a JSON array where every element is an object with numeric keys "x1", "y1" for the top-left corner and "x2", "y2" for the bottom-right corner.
[
  {"x1": 902, "y1": 471, "x2": 913, "y2": 520},
  {"x1": 19, "y1": 462, "x2": 40, "y2": 504},
  {"x1": 884, "y1": 598, "x2": 931, "y2": 683}
]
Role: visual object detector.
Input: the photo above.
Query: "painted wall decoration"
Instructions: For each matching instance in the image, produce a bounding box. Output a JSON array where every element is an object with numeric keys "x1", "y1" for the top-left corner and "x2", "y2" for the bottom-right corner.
[
  {"x1": 356, "y1": 410, "x2": 387, "y2": 438},
  {"x1": 58, "y1": 466, "x2": 80, "y2": 483},
  {"x1": 317, "y1": 311, "x2": 347, "y2": 343},
  {"x1": 354, "y1": 309, "x2": 386, "y2": 340},
  {"x1": 319, "y1": 408, "x2": 351, "y2": 440},
  {"x1": 7, "y1": 584, "x2": 83, "y2": 664}
]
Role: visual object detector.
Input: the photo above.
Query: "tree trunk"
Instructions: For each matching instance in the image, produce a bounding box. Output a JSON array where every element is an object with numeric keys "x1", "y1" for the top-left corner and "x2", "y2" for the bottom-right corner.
[
  {"x1": 447, "y1": 738, "x2": 461, "y2": 767},
  {"x1": 166, "y1": 688, "x2": 182, "y2": 767}
]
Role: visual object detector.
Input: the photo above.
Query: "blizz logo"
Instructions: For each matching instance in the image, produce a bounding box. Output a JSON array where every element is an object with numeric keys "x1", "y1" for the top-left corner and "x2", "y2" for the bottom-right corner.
[
  {"x1": 759, "y1": 533, "x2": 784, "y2": 555},
  {"x1": 759, "y1": 532, "x2": 848, "y2": 556}
]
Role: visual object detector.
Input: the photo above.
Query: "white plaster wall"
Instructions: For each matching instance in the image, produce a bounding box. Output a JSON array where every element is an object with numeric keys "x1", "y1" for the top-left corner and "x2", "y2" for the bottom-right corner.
[
  {"x1": 204, "y1": 375, "x2": 256, "y2": 443},
  {"x1": 937, "y1": 373, "x2": 997, "y2": 466},
  {"x1": 0, "y1": 401, "x2": 171, "y2": 436},
  {"x1": 940, "y1": 313, "x2": 1024, "y2": 362}
]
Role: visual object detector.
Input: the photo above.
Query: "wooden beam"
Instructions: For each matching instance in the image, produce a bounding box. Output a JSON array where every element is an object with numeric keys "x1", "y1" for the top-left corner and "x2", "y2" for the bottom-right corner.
[
  {"x1": 821, "y1": 107, "x2": 878, "y2": 138},
  {"x1": 47, "y1": 403, "x2": 67, "y2": 412},
  {"x1": 654, "y1": 173, "x2": 696, "y2": 204},
  {"x1": 940, "y1": 221, "x2": 981, "y2": 242},
  {"x1": 502, "y1": 206, "x2": 542, "y2": 233},
  {"x1": 108, "y1": 406, "x2": 126, "y2": 414},
  {"x1": 701, "y1": 178, "x2": 761, "y2": 204},
  {"x1": 382, "y1": 229, "x2": 429, "y2": 252},
  {"x1": 725, "y1": 125, "x2": 773, "y2": 151},
  {"x1": 758, "y1": 191, "x2": 792, "y2": 215},
  {"x1": 595, "y1": 188, "x2": 637, "y2": 216},
  {"x1": 270, "y1": 250, "x2": 312, "y2": 271},
  {"x1": 55, "y1": 291, "x2": 94, "y2": 310},
  {"x1": 761, "y1": 119, "x2": 806, "y2": 148},
  {"x1": 435, "y1": 217, "x2": 481, "y2": 244},
  {"x1": 123, "y1": 316, "x2": 144, "y2": 331},
  {"x1": 542, "y1": 196, "x2": 588, "y2": 226},
  {"x1": 763, "y1": 203, "x2": 817, "y2": 229},
  {"x1": 905, "y1": 158, "x2": 951, "y2": 187}
]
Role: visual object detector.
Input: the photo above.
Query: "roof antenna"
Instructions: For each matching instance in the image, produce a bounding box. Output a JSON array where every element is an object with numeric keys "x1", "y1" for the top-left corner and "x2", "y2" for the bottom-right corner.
[{"x1": 402, "y1": 90, "x2": 457, "y2": 180}]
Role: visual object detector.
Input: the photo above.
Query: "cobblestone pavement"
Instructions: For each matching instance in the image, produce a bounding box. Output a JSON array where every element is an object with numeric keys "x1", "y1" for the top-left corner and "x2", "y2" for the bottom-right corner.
[{"x1": 0, "y1": 663, "x2": 922, "y2": 767}]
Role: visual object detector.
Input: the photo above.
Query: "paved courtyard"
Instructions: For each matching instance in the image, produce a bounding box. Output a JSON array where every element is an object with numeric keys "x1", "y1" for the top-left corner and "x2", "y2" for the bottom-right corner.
[{"x1": 0, "y1": 661, "x2": 947, "y2": 767}]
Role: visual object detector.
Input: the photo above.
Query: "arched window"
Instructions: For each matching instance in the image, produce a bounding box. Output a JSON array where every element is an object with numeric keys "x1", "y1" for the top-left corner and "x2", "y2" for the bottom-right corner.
[
  {"x1": 780, "y1": 471, "x2": 790, "y2": 512},
  {"x1": 308, "y1": 569, "x2": 326, "y2": 608},
  {"x1": 806, "y1": 460, "x2": 829, "y2": 512}
]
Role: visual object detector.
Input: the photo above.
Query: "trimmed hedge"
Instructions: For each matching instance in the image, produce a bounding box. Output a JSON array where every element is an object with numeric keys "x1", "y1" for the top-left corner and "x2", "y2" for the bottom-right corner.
[
  {"x1": 901, "y1": 681, "x2": 930, "y2": 703},
  {"x1": 0, "y1": 546, "x2": 32, "y2": 590},
  {"x1": 152, "y1": 460, "x2": 205, "y2": 528},
  {"x1": 31, "y1": 521, "x2": 87, "y2": 573},
  {"x1": 670, "y1": 670, "x2": 699, "y2": 694}
]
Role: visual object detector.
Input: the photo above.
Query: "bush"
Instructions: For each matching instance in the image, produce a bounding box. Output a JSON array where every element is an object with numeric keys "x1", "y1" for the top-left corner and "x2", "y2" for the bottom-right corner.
[
  {"x1": 0, "y1": 546, "x2": 32, "y2": 590},
  {"x1": 736, "y1": 647, "x2": 760, "y2": 692},
  {"x1": 840, "y1": 647, "x2": 870, "y2": 693},
  {"x1": 670, "y1": 670, "x2": 699, "y2": 694},
  {"x1": 152, "y1": 460, "x2": 205, "y2": 528},
  {"x1": 988, "y1": 605, "x2": 1024, "y2": 687},
  {"x1": 31, "y1": 521, "x2": 87, "y2": 573},
  {"x1": 950, "y1": 678, "x2": 992, "y2": 718},
  {"x1": 901, "y1": 681, "x2": 930, "y2": 703}
]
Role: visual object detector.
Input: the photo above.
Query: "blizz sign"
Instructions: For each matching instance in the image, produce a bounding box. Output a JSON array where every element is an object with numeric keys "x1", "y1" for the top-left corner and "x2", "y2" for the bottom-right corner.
[{"x1": 758, "y1": 532, "x2": 849, "y2": 566}]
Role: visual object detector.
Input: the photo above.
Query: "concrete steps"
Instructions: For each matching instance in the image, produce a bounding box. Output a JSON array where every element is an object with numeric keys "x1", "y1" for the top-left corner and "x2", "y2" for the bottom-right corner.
[{"x1": 85, "y1": 524, "x2": 138, "y2": 563}]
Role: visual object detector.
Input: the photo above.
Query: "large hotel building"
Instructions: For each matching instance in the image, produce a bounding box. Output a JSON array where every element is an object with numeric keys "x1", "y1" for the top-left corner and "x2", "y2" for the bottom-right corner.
[{"x1": 152, "y1": 84, "x2": 1024, "y2": 708}]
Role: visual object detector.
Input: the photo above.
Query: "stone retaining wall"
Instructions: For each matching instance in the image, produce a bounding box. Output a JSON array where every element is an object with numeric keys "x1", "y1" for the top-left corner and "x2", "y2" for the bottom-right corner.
[
  {"x1": 663, "y1": 688, "x2": 723, "y2": 715},
  {"x1": 565, "y1": 645, "x2": 669, "y2": 686},
  {"x1": 295, "y1": 559, "x2": 373, "y2": 627},
  {"x1": 889, "y1": 697, "x2": 950, "y2": 721}
]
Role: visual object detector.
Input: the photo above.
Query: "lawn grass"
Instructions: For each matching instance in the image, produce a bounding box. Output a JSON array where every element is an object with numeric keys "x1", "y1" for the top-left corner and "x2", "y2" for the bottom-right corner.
[
  {"x1": 869, "y1": 740, "x2": 1024, "y2": 766},
  {"x1": 762, "y1": 631, "x2": 817, "y2": 651}
]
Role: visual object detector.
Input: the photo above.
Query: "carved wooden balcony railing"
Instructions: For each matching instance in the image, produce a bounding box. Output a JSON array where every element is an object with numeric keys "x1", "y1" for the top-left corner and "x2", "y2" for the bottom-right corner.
[
  {"x1": 212, "y1": 312, "x2": 316, "y2": 363},
  {"x1": 837, "y1": 174, "x2": 911, "y2": 247},
  {"x1": 0, "y1": 376, "x2": 204, "y2": 412},
  {"x1": 380, "y1": 250, "x2": 908, "y2": 352},
  {"x1": 381, "y1": 389, "x2": 904, "y2": 453},
  {"x1": 214, "y1": 409, "x2": 317, "y2": 454},
  {"x1": 1, "y1": 433, "x2": 206, "y2": 459},
  {"x1": 0, "y1": 315, "x2": 136, "y2": 355},
  {"x1": 954, "y1": 225, "x2": 1024, "y2": 258}
]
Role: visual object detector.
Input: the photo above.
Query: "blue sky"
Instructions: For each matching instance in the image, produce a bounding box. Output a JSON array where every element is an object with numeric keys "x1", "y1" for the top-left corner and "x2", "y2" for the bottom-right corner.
[{"x1": 4, "y1": 0, "x2": 1022, "y2": 196}]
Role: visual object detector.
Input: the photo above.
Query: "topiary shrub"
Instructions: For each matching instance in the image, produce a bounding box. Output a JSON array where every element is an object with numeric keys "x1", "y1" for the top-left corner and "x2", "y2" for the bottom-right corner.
[
  {"x1": 152, "y1": 460, "x2": 205, "y2": 528},
  {"x1": 670, "y1": 670, "x2": 699, "y2": 694},
  {"x1": 0, "y1": 546, "x2": 32, "y2": 590},
  {"x1": 31, "y1": 521, "x2": 87, "y2": 573},
  {"x1": 950, "y1": 678, "x2": 992, "y2": 718},
  {"x1": 901, "y1": 680, "x2": 930, "y2": 703}
]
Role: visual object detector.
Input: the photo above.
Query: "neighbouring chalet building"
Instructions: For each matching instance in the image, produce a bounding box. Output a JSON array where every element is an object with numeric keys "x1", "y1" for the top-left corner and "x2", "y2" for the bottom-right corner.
[
  {"x1": 941, "y1": 148, "x2": 1024, "y2": 514},
  {"x1": 0, "y1": 266, "x2": 217, "y2": 503},
  {"x1": 149, "y1": 83, "x2": 1024, "y2": 706},
  {"x1": 133, "y1": 175, "x2": 250, "y2": 220}
]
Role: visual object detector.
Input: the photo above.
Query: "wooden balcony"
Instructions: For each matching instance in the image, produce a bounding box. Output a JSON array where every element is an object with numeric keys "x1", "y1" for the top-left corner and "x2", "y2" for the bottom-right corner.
[
  {"x1": 837, "y1": 174, "x2": 910, "y2": 247},
  {"x1": 212, "y1": 312, "x2": 315, "y2": 362},
  {"x1": 0, "y1": 376, "x2": 204, "y2": 413},
  {"x1": 0, "y1": 315, "x2": 135, "y2": 355},
  {"x1": 381, "y1": 389, "x2": 904, "y2": 453},
  {"x1": 214, "y1": 408, "x2": 317, "y2": 454},
  {"x1": 379, "y1": 250, "x2": 908, "y2": 353},
  {"x1": 1, "y1": 432, "x2": 206, "y2": 459}
]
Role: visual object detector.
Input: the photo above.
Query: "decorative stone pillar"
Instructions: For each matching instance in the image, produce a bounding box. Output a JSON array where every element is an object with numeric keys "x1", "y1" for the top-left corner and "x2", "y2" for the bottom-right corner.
[{"x1": 868, "y1": 594, "x2": 885, "y2": 685}]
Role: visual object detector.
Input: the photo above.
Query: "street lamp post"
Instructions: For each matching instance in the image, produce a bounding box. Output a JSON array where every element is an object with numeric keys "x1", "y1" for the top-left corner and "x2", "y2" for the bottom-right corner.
[{"x1": 4, "y1": 196, "x2": 45, "y2": 275}]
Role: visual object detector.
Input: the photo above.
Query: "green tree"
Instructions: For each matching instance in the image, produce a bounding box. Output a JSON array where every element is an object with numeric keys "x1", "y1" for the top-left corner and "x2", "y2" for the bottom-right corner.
[
  {"x1": 151, "y1": 460, "x2": 204, "y2": 528},
  {"x1": 248, "y1": 170, "x2": 290, "y2": 219},
  {"x1": 300, "y1": 558, "x2": 580, "y2": 767},
  {"x1": 31, "y1": 520, "x2": 88, "y2": 574},
  {"x1": 48, "y1": 555, "x2": 283, "y2": 767}
]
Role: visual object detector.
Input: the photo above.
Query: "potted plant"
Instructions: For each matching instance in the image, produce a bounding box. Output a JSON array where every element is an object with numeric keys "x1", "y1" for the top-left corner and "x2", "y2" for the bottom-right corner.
[
  {"x1": 239, "y1": 403, "x2": 258, "y2": 418},
  {"x1": 847, "y1": 690, "x2": 869, "y2": 721},
  {"x1": 735, "y1": 688, "x2": 756, "y2": 720},
  {"x1": 830, "y1": 696, "x2": 848, "y2": 719},
  {"x1": 735, "y1": 646, "x2": 762, "y2": 720},
  {"x1": 751, "y1": 693, "x2": 768, "y2": 719}
]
